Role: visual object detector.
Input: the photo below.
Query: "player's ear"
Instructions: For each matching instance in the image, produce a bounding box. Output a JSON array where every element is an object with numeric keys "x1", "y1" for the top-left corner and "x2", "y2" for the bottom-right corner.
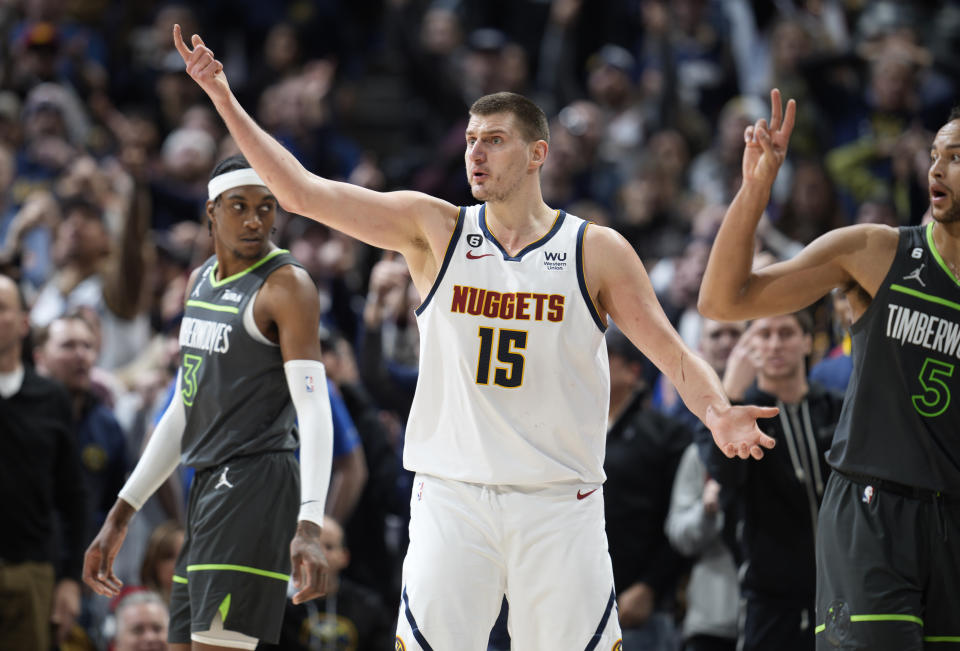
[
  {"x1": 206, "y1": 199, "x2": 217, "y2": 234},
  {"x1": 530, "y1": 140, "x2": 548, "y2": 169}
]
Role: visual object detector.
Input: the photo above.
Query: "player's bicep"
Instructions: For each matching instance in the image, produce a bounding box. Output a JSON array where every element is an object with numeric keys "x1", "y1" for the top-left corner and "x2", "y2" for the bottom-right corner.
[
  {"x1": 724, "y1": 225, "x2": 893, "y2": 320},
  {"x1": 299, "y1": 181, "x2": 455, "y2": 257},
  {"x1": 586, "y1": 226, "x2": 687, "y2": 371},
  {"x1": 265, "y1": 267, "x2": 322, "y2": 362}
]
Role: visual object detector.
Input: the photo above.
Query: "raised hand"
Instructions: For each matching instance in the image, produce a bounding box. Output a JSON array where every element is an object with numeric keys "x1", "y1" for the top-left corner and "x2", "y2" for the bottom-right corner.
[
  {"x1": 706, "y1": 403, "x2": 778, "y2": 460},
  {"x1": 172, "y1": 24, "x2": 228, "y2": 101},
  {"x1": 742, "y1": 88, "x2": 796, "y2": 187}
]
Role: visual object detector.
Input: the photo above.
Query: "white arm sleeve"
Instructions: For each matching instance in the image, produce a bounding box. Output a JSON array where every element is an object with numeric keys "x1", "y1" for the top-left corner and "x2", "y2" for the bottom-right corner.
[
  {"x1": 284, "y1": 360, "x2": 334, "y2": 526},
  {"x1": 117, "y1": 370, "x2": 186, "y2": 510}
]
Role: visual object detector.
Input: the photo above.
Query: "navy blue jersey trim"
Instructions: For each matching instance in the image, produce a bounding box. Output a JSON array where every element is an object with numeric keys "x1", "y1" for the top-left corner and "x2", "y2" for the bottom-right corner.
[
  {"x1": 576, "y1": 221, "x2": 607, "y2": 332},
  {"x1": 479, "y1": 204, "x2": 567, "y2": 261},
  {"x1": 415, "y1": 207, "x2": 465, "y2": 317},
  {"x1": 402, "y1": 586, "x2": 435, "y2": 651},
  {"x1": 583, "y1": 588, "x2": 617, "y2": 650}
]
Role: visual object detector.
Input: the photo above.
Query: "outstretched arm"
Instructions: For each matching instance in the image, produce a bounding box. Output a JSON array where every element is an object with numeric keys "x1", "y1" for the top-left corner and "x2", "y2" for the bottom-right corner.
[
  {"x1": 172, "y1": 25, "x2": 456, "y2": 285},
  {"x1": 698, "y1": 89, "x2": 896, "y2": 321},
  {"x1": 585, "y1": 225, "x2": 777, "y2": 459}
]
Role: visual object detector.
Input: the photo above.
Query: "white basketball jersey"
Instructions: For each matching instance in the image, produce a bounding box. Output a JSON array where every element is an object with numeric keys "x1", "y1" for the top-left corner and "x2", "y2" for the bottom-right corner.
[{"x1": 404, "y1": 204, "x2": 610, "y2": 485}]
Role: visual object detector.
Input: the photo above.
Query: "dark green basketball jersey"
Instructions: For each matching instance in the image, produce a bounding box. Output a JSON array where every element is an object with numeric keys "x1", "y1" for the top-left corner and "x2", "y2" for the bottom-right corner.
[
  {"x1": 827, "y1": 224, "x2": 960, "y2": 491},
  {"x1": 178, "y1": 249, "x2": 301, "y2": 469}
]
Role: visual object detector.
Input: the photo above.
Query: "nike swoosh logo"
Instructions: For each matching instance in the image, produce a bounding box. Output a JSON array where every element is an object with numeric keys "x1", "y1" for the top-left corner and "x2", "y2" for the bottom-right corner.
[
  {"x1": 577, "y1": 488, "x2": 598, "y2": 500},
  {"x1": 466, "y1": 251, "x2": 494, "y2": 260}
]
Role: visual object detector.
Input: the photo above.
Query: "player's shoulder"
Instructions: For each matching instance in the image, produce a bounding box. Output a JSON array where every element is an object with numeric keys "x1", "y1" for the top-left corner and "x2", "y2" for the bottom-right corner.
[{"x1": 262, "y1": 260, "x2": 316, "y2": 298}]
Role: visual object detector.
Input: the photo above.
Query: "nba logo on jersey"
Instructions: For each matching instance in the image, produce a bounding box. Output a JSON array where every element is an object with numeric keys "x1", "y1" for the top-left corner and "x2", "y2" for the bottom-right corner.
[
  {"x1": 417, "y1": 481, "x2": 424, "y2": 501},
  {"x1": 305, "y1": 376, "x2": 315, "y2": 393},
  {"x1": 861, "y1": 485, "x2": 874, "y2": 504}
]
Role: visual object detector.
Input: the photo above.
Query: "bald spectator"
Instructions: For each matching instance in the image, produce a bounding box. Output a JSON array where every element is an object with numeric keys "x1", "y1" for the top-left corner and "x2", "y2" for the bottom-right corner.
[
  {"x1": 113, "y1": 590, "x2": 169, "y2": 651},
  {"x1": 0, "y1": 273, "x2": 86, "y2": 649}
]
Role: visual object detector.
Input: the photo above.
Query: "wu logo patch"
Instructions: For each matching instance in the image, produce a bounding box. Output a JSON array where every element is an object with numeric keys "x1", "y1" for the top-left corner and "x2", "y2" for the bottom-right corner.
[
  {"x1": 467, "y1": 233, "x2": 483, "y2": 248},
  {"x1": 544, "y1": 251, "x2": 567, "y2": 270},
  {"x1": 911, "y1": 247, "x2": 924, "y2": 259},
  {"x1": 215, "y1": 467, "x2": 234, "y2": 489},
  {"x1": 903, "y1": 263, "x2": 926, "y2": 287}
]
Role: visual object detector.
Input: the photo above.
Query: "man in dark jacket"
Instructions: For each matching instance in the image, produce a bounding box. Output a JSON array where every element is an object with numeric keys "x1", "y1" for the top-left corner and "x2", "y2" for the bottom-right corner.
[
  {"x1": 0, "y1": 273, "x2": 87, "y2": 649},
  {"x1": 604, "y1": 326, "x2": 692, "y2": 649},
  {"x1": 705, "y1": 311, "x2": 843, "y2": 651}
]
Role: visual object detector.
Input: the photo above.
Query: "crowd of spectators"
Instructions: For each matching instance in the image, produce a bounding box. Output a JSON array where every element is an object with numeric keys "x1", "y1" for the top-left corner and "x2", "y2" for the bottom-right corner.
[{"x1": 2, "y1": 0, "x2": 958, "y2": 649}]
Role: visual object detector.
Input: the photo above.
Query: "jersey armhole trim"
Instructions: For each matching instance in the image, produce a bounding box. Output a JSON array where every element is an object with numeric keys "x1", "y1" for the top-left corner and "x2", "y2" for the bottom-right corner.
[
  {"x1": 576, "y1": 221, "x2": 607, "y2": 332},
  {"x1": 415, "y1": 206, "x2": 465, "y2": 316}
]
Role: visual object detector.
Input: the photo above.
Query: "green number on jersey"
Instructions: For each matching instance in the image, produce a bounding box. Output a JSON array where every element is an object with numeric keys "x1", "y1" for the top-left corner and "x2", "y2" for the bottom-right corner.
[
  {"x1": 181, "y1": 353, "x2": 203, "y2": 406},
  {"x1": 912, "y1": 357, "x2": 954, "y2": 417}
]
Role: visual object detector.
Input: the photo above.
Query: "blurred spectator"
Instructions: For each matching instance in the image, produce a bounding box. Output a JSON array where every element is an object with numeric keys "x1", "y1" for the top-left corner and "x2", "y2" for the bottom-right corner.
[
  {"x1": 112, "y1": 590, "x2": 169, "y2": 651},
  {"x1": 541, "y1": 99, "x2": 621, "y2": 210},
  {"x1": 666, "y1": 443, "x2": 738, "y2": 651},
  {"x1": 148, "y1": 126, "x2": 215, "y2": 231},
  {"x1": 773, "y1": 158, "x2": 845, "y2": 245},
  {"x1": 321, "y1": 328, "x2": 402, "y2": 608},
  {"x1": 29, "y1": 166, "x2": 152, "y2": 369},
  {"x1": 604, "y1": 325, "x2": 690, "y2": 650},
  {"x1": 259, "y1": 515, "x2": 395, "y2": 651},
  {"x1": 139, "y1": 520, "x2": 185, "y2": 607},
  {"x1": 34, "y1": 312, "x2": 129, "y2": 535},
  {"x1": 0, "y1": 272, "x2": 86, "y2": 649},
  {"x1": 706, "y1": 312, "x2": 843, "y2": 651}
]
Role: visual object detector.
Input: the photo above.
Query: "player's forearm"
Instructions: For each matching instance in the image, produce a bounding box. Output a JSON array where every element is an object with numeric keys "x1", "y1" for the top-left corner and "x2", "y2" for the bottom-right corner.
[
  {"x1": 669, "y1": 351, "x2": 731, "y2": 427},
  {"x1": 117, "y1": 374, "x2": 185, "y2": 510},
  {"x1": 285, "y1": 361, "x2": 335, "y2": 526},
  {"x1": 698, "y1": 181, "x2": 771, "y2": 320},
  {"x1": 209, "y1": 91, "x2": 317, "y2": 217}
]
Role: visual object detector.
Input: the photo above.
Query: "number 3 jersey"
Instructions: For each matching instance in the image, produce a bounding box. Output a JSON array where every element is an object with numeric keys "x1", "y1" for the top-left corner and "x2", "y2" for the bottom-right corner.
[
  {"x1": 404, "y1": 204, "x2": 610, "y2": 485},
  {"x1": 827, "y1": 223, "x2": 960, "y2": 491},
  {"x1": 178, "y1": 249, "x2": 300, "y2": 470}
]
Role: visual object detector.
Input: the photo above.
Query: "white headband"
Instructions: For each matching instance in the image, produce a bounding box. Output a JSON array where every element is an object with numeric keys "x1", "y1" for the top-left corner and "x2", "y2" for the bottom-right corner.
[{"x1": 207, "y1": 168, "x2": 268, "y2": 200}]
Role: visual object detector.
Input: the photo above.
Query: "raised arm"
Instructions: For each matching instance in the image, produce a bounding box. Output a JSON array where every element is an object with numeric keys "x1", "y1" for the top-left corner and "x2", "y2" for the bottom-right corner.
[
  {"x1": 172, "y1": 25, "x2": 456, "y2": 285},
  {"x1": 584, "y1": 225, "x2": 777, "y2": 459},
  {"x1": 698, "y1": 89, "x2": 897, "y2": 321}
]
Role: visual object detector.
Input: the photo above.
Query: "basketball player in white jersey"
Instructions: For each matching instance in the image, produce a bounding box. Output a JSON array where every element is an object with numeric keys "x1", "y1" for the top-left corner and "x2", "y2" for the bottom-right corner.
[{"x1": 174, "y1": 25, "x2": 778, "y2": 650}]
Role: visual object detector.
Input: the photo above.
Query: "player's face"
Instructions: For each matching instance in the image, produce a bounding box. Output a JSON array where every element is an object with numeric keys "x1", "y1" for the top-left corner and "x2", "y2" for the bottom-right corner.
[
  {"x1": 928, "y1": 120, "x2": 960, "y2": 224},
  {"x1": 464, "y1": 112, "x2": 534, "y2": 202},
  {"x1": 752, "y1": 315, "x2": 810, "y2": 381},
  {"x1": 209, "y1": 185, "x2": 277, "y2": 261}
]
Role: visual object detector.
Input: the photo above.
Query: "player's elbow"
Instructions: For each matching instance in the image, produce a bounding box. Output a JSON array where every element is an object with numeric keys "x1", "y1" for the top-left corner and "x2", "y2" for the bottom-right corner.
[{"x1": 697, "y1": 290, "x2": 728, "y2": 321}]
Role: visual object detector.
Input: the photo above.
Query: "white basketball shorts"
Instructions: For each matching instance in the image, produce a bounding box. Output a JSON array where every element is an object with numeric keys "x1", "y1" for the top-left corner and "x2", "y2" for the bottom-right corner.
[{"x1": 395, "y1": 473, "x2": 623, "y2": 650}]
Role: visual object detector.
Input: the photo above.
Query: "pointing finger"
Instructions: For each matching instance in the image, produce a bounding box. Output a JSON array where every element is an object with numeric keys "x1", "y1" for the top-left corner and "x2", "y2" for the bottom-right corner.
[{"x1": 172, "y1": 24, "x2": 191, "y2": 59}]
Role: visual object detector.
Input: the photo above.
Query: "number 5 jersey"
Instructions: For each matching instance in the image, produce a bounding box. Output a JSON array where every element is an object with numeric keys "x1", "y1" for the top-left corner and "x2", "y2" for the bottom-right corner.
[
  {"x1": 827, "y1": 223, "x2": 960, "y2": 492},
  {"x1": 404, "y1": 204, "x2": 610, "y2": 485}
]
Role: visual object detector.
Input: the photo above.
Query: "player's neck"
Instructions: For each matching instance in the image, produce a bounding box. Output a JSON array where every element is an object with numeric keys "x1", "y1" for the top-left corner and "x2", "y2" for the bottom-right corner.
[
  {"x1": 932, "y1": 221, "x2": 960, "y2": 276},
  {"x1": 483, "y1": 195, "x2": 555, "y2": 257},
  {"x1": 213, "y1": 243, "x2": 276, "y2": 281}
]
